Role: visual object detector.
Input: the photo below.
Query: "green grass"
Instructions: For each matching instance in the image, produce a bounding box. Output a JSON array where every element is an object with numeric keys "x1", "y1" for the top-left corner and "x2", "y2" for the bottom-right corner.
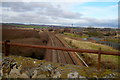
[
  {"x1": 64, "y1": 32, "x2": 88, "y2": 38},
  {"x1": 64, "y1": 37, "x2": 119, "y2": 70},
  {"x1": 105, "y1": 38, "x2": 119, "y2": 43},
  {"x1": 65, "y1": 38, "x2": 118, "y2": 52},
  {"x1": 14, "y1": 25, "x2": 48, "y2": 28}
]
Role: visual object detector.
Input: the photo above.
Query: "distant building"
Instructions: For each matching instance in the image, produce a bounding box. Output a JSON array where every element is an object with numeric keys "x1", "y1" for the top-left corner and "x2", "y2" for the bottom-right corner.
[
  {"x1": 70, "y1": 28, "x2": 84, "y2": 36},
  {"x1": 114, "y1": 34, "x2": 120, "y2": 38}
]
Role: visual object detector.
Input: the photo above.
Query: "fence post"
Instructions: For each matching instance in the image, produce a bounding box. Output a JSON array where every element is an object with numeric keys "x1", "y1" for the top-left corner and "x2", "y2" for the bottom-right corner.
[
  {"x1": 97, "y1": 48, "x2": 101, "y2": 71},
  {"x1": 4, "y1": 40, "x2": 10, "y2": 56}
]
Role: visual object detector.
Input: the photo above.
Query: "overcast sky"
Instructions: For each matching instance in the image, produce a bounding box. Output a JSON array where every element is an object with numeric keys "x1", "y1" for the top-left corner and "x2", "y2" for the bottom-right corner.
[{"x1": 1, "y1": 0, "x2": 119, "y2": 28}]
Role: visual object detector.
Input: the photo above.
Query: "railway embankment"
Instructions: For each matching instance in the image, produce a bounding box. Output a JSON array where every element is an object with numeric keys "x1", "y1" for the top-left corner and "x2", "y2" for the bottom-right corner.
[
  {"x1": 1, "y1": 55, "x2": 119, "y2": 78},
  {"x1": 62, "y1": 37, "x2": 119, "y2": 70}
]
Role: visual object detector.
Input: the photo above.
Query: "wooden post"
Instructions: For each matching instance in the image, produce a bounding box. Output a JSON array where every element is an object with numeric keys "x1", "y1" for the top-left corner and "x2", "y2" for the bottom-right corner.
[
  {"x1": 4, "y1": 40, "x2": 10, "y2": 56},
  {"x1": 97, "y1": 48, "x2": 101, "y2": 71}
]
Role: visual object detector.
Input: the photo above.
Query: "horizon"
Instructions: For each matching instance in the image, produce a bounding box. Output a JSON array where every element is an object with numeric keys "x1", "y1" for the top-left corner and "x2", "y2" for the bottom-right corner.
[
  {"x1": 2, "y1": 22, "x2": 120, "y2": 29},
  {"x1": 1, "y1": 1, "x2": 119, "y2": 28}
]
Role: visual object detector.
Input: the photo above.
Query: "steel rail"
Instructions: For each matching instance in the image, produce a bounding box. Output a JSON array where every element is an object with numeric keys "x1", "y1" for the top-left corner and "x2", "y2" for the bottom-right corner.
[
  {"x1": 55, "y1": 35, "x2": 81, "y2": 65},
  {"x1": 56, "y1": 35, "x2": 88, "y2": 67},
  {"x1": 55, "y1": 35, "x2": 75, "y2": 64}
]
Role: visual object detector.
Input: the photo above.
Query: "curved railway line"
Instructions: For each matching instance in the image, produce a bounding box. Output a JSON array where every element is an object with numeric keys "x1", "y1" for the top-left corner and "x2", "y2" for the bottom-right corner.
[{"x1": 45, "y1": 32, "x2": 88, "y2": 67}]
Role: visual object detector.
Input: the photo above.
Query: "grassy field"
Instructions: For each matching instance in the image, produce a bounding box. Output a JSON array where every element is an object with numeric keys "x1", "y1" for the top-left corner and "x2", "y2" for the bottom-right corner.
[
  {"x1": 64, "y1": 32, "x2": 88, "y2": 38},
  {"x1": 2, "y1": 29, "x2": 40, "y2": 40},
  {"x1": 64, "y1": 37, "x2": 119, "y2": 70},
  {"x1": 15, "y1": 25, "x2": 48, "y2": 28},
  {"x1": 105, "y1": 38, "x2": 119, "y2": 43},
  {"x1": 2, "y1": 27, "x2": 49, "y2": 60}
]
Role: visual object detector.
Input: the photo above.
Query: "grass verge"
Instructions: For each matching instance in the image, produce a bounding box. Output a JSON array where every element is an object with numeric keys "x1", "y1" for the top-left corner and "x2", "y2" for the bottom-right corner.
[
  {"x1": 64, "y1": 37, "x2": 119, "y2": 70},
  {"x1": 64, "y1": 32, "x2": 88, "y2": 38}
]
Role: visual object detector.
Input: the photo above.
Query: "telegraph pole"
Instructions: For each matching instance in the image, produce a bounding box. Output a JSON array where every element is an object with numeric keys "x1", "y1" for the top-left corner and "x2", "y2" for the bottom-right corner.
[{"x1": 72, "y1": 24, "x2": 73, "y2": 27}]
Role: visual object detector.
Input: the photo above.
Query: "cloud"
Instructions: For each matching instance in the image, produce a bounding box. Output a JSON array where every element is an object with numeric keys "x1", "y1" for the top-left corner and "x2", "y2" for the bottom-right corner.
[
  {"x1": 2, "y1": 2, "x2": 83, "y2": 19},
  {"x1": 2, "y1": 2, "x2": 50, "y2": 12},
  {"x1": 75, "y1": 18, "x2": 118, "y2": 27},
  {"x1": 2, "y1": 0, "x2": 119, "y2": 2},
  {"x1": 78, "y1": 5, "x2": 118, "y2": 19},
  {"x1": 1, "y1": 2, "x2": 118, "y2": 28}
]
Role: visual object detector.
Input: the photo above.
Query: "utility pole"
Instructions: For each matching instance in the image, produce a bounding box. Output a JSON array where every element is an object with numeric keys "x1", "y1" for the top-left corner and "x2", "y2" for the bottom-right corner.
[{"x1": 72, "y1": 24, "x2": 73, "y2": 27}]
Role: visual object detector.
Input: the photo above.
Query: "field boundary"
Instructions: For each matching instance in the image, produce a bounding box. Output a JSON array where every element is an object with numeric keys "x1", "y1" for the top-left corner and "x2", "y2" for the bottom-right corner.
[{"x1": 1, "y1": 40, "x2": 120, "y2": 71}]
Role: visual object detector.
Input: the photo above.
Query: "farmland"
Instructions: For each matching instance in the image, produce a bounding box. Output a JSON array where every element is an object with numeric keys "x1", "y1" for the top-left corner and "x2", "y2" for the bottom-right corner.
[
  {"x1": 1, "y1": 2, "x2": 120, "y2": 78},
  {"x1": 2, "y1": 23, "x2": 48, "y2": 28},
  {"x1": 2, "y1": 24, "x2": 85, "y2": 66},
  {"x1": 15, "y1": 24, "x2": 48, "y2": 28},
  {"x1": 2, "y1": 25, "x2": 49, "y2": 59},
  {"x1": 2, "y1": 24, "x2": 119, "y2": 71},
  {"x1": 64, "y1": 32, "x2": 88, "y2": 38}
]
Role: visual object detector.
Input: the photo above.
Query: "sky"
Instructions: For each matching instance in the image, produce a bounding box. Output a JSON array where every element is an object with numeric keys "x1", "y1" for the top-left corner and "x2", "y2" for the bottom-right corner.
[{"x1": 1, "y1": 0, "x2": 119, "y2": 28}]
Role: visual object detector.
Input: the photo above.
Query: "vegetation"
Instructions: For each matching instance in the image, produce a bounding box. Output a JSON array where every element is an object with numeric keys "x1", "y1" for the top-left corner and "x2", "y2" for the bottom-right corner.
[
  {"x1": 3, "y1": 55, "x2": 120, "y2": 78},
  {"x1": 2, "y1": 29, "x2": 40, "y2": 40},
  {"x1": 64, "y1": 37, "x2": 119, "y2": 70},
  {"x1": 86, "y1": 31, "x2": 104, "y2": 38},
  {"x1": 105, "y1": 38, "x2": 119, "y2": 43},
  {"x1": 2, "y1": 27, "x2": 49, "y2": 60},
  {"x1": 15, "y1": 25, "x2": 48, "y2": 28},
  {"x1": 64, "y1": 32, "x2": 88, "y2": 38}
]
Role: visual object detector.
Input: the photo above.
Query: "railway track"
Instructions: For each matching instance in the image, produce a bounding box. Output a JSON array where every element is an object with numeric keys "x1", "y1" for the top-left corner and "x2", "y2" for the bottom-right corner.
[
  {"x1": 45, "y1": 32, "x2": 87, "y2": 66},
  {"x1": 48, "y1": 33, "x2": 74, "y2": 64},
  {"x1": 56, "y1": 34, "x2": 88, "y2": 67},
  {"x1": 44, "y1": 33, "x2": 52, "y2": 61}
]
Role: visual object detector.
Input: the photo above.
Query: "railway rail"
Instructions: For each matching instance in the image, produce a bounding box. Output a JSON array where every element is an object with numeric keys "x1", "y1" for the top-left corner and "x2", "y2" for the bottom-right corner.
[
  {"x1": 1, "y1": 36, "x2": 119, "y2": 70},
  {"x1": 56, "y1": 34, "x2": 88, "y2": 67},
  {"x1": 47, "y1": 32, "x2": 77, "y2": 65}
]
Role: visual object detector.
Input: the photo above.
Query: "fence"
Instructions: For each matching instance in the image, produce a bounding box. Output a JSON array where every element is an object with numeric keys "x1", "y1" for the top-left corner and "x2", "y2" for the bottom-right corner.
[
  {"x1": 0, "y1": 40, "x2": 120, "y2": 71},
  {"x1": 98, "y1": 41, "x2": 120, "y2": 50},
  {"x1": 88, "y1": 37, "x2": 120, "y2": 50}
]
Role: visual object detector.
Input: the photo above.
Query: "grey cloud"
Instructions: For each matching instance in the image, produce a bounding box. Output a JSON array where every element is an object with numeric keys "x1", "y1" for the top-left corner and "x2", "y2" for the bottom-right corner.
[
  {"x1": 3, "y1": 12, "x2": 117, "y2": 28},
  {"x1": 2, "y1": 2, "x2": 56, "y2": 12},
  {"x1": 2, "y1": 2, "x2": 82, "y2": 19},
  {"x1": 39, "y1": 6, "x2": 82, "y2": 19},
  {"x1": 2, "y1": 2, "x2": 50, "y2": 12},
  {"x1": 2, "y1": 2, "x2": 117, "y2": 28},
  {"x1": 2, "y1": 2, "x2": 34, "y2": 12},
  {"x1": 3, "y1": 12, "x2": 54, "y2": 24},
  {"x1": 88, "y1": 19, "x2": 117, "y2": 27},
  {"x1": 61, "y1": 11, "x2": 82, "y2": 19},
  {"x1": 76, "y1": 18, "x2": 118, "y2": 27}
]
